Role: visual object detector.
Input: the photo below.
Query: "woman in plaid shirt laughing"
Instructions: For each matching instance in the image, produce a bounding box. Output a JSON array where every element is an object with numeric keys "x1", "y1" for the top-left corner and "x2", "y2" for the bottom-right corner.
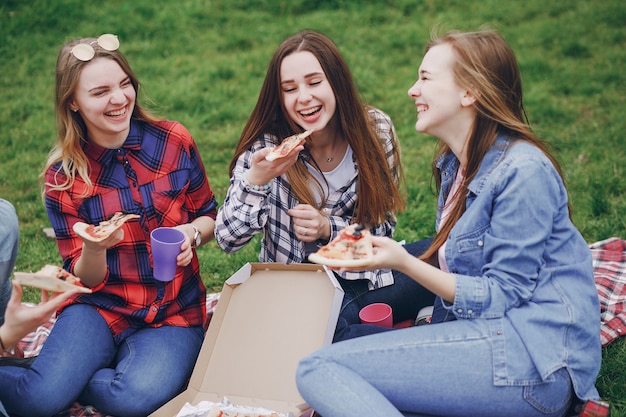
[
  {"x1": 215, "y1": 30, "x2": 435, "y2": 342},
  {"x1": 0, "y1": 35, "x2": 217, "y2": 417}
]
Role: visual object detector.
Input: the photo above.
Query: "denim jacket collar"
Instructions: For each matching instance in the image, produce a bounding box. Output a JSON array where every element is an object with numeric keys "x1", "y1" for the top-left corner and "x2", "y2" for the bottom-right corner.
[{"x1": 435, "y1": 134, "x2": 511, "y2": 202}]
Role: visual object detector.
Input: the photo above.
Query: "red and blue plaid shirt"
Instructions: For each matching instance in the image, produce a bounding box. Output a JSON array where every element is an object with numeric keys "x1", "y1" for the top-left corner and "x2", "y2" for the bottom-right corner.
[{"x1": 45, "y1": 120, "x2": 217, "y2": 341}]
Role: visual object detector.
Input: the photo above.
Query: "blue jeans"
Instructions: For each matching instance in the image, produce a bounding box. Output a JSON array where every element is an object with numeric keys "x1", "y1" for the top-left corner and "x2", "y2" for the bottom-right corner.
[
  {"x1": 0, "y1": 199, "x2": 19, "y2": 326},
  {"x1": 333, "y1": 239, "x2": 435, "y2": 342},
  {"x1": 298, "y1": 319, "x2": 573, "y2": 417},
  {"x1": 0, "y1": 304, "x2": 204, "y2": 417}
]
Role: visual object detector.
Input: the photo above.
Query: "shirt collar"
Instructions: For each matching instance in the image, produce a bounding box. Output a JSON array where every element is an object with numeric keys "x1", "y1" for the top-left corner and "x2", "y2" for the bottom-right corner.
[
  {"x1": 469, "y1": 134, "x2": 510, "y2": 195},
  {"x1": 435, "y1": 133, "x2": 511, "y2": 196},
  {"x1": 83, "y1": 120, "x2": 143, "y2": 164}
]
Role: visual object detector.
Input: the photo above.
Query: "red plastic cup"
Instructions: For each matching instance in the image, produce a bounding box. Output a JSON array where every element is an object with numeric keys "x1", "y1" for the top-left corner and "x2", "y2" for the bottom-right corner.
[
  {"x1": 359, "y1": 303, "x2": 393, "y2": 328},
  {"x1": 150, "y1": 227, "x2": 184, "y2": 282}
]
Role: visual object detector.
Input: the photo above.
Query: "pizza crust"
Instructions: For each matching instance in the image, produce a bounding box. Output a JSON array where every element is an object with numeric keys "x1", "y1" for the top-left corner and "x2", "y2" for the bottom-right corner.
[
  {"x1": 73, "y1": 212, "x2": 140, "y2": 242},
  {"x1": 265, "y1": 130, "x2": 313, "y2": 161},
  {"x1": 308, "y1": 252, "x2": 375, "y2": 268},
  {"x1": 13, "y1": 265, "x2": 92, "y2": 293}
]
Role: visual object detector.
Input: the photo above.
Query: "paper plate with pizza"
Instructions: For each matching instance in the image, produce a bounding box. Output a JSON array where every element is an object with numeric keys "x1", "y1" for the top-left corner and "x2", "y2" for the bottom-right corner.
[
  {"x1": 73, "y1": 211, "x2": 140, "y2": 243},
  {"x1": 308, "y1": 223, "x2": 375, "y2": 268},
  {"x1": 13, "y1": 264, "x2": 92, "y2": 293},
  {"x1": 265, "y1": 130, "x2": 313, "y2": 161}
]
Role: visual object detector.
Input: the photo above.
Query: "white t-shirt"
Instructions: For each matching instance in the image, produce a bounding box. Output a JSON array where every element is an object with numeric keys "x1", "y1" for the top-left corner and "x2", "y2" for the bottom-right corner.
[
  {"x1": 303, "y1": 146, "x2": 356, "y2": 255},
  {"x1": 306, "y1": 145, "x2": 355, "y2": 206}
]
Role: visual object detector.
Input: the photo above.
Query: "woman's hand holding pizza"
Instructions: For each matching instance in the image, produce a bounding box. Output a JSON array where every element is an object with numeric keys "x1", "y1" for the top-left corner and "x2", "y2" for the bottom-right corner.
[
  {"x1": 363, "y1": 236, "x2": 413, "y2": 271},
  {"x1": 79, "y1": 227, "x2": 124, "y2": 251},
  {"x1": 72, "y1": 212, "x2": 140, "y2": 286},
  {"x1": 309, "y1": 224, "x2": 376, "y2": 268},
  {"x1": 246, "y1": 143, "x2": 304, "y2": 187},
  {"x1": 0, "y1": 281, "x2": 78, "y2": 350},
  {"x1": 74, "y1": 230, "x2": 123, "y2": 287},
  {"x1": 289, "y1": 204, "x2": 331, "y2": 242}
]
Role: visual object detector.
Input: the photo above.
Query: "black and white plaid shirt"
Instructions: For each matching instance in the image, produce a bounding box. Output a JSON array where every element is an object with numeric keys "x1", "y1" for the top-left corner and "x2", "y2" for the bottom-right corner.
[{"x1": 215, "y1": 108, "x2": 400, "y2": 290}]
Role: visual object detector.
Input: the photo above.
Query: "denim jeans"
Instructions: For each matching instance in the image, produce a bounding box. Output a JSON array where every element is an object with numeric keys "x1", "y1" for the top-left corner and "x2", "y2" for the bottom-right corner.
[
  {"x1": 298, "y1": 319, "x2": 573, "y2": 417},
  {"x1": 0, "y1": 304, "x2": 204, "y2": 417},
  {"x1": 0, "y1": 280, "x2": 11, "y2": 328},
  {"x1": 0, "y1": 199, "x2": 19, "y2": 326},
  {"x1": 333, "y1": 239, "x2": 435, "y2": 342}
]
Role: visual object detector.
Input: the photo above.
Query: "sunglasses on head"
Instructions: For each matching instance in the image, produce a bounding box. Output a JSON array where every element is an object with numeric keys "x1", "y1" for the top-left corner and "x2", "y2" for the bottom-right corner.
[{"x1": 70, "y1": 34, "x2": 120, "y2": 61}]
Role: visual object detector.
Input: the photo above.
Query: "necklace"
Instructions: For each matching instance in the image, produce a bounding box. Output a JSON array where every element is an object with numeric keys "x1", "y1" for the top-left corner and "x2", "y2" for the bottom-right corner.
[{"x1": 325, "y1": 138, "x2": 341, "y2": 163}]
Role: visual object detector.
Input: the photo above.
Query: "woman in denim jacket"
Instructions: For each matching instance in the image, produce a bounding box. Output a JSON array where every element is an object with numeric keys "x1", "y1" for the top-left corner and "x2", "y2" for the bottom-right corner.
[{"x1": 296, "y1": 29, "x2": 602, "y2": 417}]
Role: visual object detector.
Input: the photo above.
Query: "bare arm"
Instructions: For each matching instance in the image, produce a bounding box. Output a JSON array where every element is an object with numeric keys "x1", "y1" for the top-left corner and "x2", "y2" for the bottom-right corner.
[
  {"x1": 342, "y1": 236, "x2": 456, "y2": 303},
  {"x1": 0, "y1": 281, "x2": 77, "y2": 352},
  {"x1": 74, "y1": 228, "x2": 123, "y2": 287},
  {"x1": 174, "y1": 215, "x2": 216, "y2": 267}
]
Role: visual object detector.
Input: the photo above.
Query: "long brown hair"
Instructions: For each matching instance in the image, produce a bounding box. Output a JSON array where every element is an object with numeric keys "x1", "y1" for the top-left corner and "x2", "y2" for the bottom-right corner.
[
  {"x1": 41, "y1": 36, "x2": 162, "y2": 196},
  {"x1": 229, "y1": 30, "x2": 405, "y2": 227},
  {"x1": 420, "y1": 30, "x2": 568, "y2": 262}
]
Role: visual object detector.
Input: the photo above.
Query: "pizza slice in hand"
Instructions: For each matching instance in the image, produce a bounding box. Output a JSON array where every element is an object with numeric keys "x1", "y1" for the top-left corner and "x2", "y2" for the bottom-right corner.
[
  {"x1": 308, "y1": 224, "x2": 374, "y2": 268},
  {"x1": 73, "y1": 211, "x2": 140, "y2": 243},
  {"x1": 13, "y1": 265, "x2": 92, "y2": 293},
  {"x1": 265, "y1": 130, "x2": 313, "y2": 161}
]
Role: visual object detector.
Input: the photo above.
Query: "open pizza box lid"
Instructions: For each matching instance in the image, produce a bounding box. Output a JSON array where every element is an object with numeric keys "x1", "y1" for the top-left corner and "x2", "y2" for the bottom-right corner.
[{"x1": 150, "y1": 262, "x2": 344, "y2": 417}]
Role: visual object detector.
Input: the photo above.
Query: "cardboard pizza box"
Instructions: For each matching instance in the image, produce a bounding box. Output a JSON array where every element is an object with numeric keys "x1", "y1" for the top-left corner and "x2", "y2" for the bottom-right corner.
[{"x1": 150, "y1": 262, "x2": 344, "y2": 417}]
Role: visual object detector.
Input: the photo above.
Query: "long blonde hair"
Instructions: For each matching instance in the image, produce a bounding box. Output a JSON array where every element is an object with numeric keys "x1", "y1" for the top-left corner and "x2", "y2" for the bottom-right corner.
[
  {"x1": 41, "y1": 36, "x2": 162, "y2": 196},
  {"x1": 230, "y1": 30, "x2": 405, "y2": 226},
  {"x1": 420, "y1": 30, "x2": 568, "y2": 262}
]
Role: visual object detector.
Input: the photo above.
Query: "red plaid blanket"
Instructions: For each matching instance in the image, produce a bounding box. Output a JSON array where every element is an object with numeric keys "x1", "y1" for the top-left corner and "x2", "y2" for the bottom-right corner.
[
  {"x1": 18, "y1": 237, "x2": 626, "y2": 416},
  {"x1": 590, "y1": 237, "x2": 626, "y2": 346}
]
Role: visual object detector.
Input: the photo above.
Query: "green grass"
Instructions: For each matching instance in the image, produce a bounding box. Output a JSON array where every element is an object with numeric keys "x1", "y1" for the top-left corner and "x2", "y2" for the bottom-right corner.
[{"x1": 1, "y1": 0, "x2": 624, "y2": 413}]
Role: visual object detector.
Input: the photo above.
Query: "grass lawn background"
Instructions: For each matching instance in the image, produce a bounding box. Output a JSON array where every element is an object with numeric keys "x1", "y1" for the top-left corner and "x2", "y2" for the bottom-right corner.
[{"x1": 1, "y1": 0, "x2": 624, "y2": 413}]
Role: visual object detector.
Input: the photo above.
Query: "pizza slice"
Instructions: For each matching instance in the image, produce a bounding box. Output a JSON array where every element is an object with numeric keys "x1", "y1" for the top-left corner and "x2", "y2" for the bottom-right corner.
[
  {"x1": 73, "y1": 211, "x2": 140, "y2": 243},
  {"x1": 13, "y1": 264, "x2": 92, "y2": 293},
  {"x1": 308, "y1": 224, "x2": 374, "y2": 267},
  {"x1": 265, "y1": 130, "x2": 313, "y2": 161}
]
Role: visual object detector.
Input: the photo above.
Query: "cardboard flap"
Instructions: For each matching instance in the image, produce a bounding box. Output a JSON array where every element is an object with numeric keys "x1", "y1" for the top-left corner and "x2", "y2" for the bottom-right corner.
[
  {"x1": 201, "y1": 263, "x2": 341, "y2": 405},
  {"x1": 152, "y1": 263, "x2": 343, "y2": 416}
]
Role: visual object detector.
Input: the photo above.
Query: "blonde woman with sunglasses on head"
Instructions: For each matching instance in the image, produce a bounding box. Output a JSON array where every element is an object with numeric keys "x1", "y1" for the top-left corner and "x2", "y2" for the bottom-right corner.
[{"x1": 0, "y1": 35, "x2": 218, "y2": 417}]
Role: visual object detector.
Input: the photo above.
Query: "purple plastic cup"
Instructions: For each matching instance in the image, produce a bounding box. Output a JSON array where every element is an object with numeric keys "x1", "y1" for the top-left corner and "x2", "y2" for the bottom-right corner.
[
  {"x1": 359, "y1": 303, "x2": 393, "y2": 328},
  {"x1": 150, "y1": 227, "x2": 185, "y2": 282}
]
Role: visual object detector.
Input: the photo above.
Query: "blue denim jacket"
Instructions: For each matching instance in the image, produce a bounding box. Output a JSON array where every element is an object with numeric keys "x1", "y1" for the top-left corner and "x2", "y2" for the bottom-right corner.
[{"x1": 435, "y1": 134, "x2": 601, "y2": 400}]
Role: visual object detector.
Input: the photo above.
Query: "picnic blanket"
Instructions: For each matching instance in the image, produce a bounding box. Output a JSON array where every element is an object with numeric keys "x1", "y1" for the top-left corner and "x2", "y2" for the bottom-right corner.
[
  {"x1": 590, "y1": 237, "x2": 626, "y2": 346},
  {"x1": 15, "y1": 238, "x2": 625, "y2": 417}
]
